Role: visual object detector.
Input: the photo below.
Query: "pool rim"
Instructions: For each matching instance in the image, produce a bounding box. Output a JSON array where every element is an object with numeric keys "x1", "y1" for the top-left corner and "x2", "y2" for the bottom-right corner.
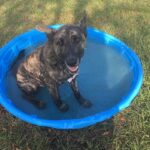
[{"x1": 0, "y1": 25, "x2": 143, "y2": 129}]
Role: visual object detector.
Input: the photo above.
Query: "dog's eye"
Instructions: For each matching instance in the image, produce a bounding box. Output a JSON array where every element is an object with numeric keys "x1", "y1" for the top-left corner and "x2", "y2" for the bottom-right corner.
[
  {"x1": 56, "y1": 38, "x2": 64, "y2": 46},
  {"x1": 71, "y1": 35, "x2": 80, "y2": 43}
]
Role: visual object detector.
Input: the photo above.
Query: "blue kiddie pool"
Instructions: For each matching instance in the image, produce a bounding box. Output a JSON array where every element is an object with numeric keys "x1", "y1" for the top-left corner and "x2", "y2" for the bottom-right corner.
[{"x1": 0, "y1": 25, "x2": 143, "y2": 129}]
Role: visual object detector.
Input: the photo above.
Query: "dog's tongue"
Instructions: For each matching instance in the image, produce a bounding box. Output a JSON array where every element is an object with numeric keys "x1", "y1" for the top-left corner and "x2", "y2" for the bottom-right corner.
[{"x1": 68, "y1": 66, "x2": 78, "y2": 72}]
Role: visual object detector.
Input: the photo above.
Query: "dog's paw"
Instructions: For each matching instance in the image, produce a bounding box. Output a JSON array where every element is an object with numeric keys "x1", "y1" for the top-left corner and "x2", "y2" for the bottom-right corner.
[
  {"x1": 81, "y1": 99, "x2": 92, "y2": 108},
  {"x1": 59, "y1": 103, "x2": 69, "y2": 112}
]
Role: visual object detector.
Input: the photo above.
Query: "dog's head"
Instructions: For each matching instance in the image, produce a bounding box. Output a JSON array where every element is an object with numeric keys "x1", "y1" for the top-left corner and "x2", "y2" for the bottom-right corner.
[{"x1": 36, "y1": 14, "x2": 87, "y2": 73}]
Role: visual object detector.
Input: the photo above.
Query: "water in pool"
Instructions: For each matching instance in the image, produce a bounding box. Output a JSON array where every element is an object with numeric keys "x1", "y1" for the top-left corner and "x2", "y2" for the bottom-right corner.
[{"x1": 5, "y1": 36, "x2": 134, "y2": 120}]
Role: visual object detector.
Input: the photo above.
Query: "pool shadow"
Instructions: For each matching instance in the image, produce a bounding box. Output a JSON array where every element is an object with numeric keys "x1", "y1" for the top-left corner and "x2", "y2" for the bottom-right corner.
[
  {"x1": 0, "y1": 105, "x2": 115, "y2": 150},
  {"x1": 41, "y1": 117, "x2": 114, "y2": 150}
]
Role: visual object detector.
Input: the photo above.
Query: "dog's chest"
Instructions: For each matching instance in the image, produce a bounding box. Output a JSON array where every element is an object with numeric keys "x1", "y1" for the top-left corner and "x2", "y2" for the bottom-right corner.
[
  {"x1": 67, "y1": 72, "x2": 78, "y2": 82},
  {"x1": 51, "y1": 69, "x2": 78, "y2": 84}
]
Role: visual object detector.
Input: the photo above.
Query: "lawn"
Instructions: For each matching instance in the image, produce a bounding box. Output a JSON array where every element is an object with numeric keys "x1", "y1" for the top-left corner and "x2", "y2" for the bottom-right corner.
[{"x1": 0, "y1": 0, "x2": 150, "y2": 149}]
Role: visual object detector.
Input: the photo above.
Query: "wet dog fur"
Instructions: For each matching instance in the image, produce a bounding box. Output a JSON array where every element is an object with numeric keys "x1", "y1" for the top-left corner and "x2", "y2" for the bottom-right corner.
[{"x1": 16, "y1": 14, "x2": 92, "y2": 112}]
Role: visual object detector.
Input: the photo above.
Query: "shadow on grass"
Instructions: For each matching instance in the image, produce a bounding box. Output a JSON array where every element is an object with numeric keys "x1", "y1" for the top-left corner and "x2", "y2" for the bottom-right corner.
[
  {"x1": 42, "y1": 118, "x2": 114, "y2": 150},
  {"x1": 0, "y1": 104, "x2": 115, "y2": 150}
]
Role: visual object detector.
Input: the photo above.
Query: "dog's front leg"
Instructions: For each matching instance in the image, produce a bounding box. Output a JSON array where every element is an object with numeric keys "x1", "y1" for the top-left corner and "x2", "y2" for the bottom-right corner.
[
  {"x1": 70, "y1": 78, "x2": 92, "y2": 108},
  {"x1": 47, "y1": 84, "x2": 69, "y2": 112}
]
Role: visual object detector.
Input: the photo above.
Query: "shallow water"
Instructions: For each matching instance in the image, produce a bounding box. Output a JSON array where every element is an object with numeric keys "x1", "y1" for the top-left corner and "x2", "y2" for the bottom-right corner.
[{"x1": 5, "y1": 36, "x2": 134, "y2": 120}]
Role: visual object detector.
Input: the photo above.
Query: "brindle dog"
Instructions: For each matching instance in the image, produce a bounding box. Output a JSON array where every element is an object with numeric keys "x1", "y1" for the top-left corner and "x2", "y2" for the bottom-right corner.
[{"x1": 16, "y1": 15, "x2": 92, "y2": 112}]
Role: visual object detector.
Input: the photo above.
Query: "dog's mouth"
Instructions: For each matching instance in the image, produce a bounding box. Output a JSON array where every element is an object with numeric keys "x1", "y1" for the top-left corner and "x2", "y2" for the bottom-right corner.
[
  {"x1": 65, "y1": 61, "x2": 79, "y2": 73},
  {"x1": 65, "y1": 58, "x2": 80, "y2": 73},
  {"x1": 66, "y1": 65, "x2": 79, "y2": 73}
]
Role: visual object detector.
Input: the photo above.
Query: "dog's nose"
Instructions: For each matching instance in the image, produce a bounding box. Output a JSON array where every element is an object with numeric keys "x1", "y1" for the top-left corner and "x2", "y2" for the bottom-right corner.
[{"x1": 66, "y1": 57, "x2": 78, "y2": 67}]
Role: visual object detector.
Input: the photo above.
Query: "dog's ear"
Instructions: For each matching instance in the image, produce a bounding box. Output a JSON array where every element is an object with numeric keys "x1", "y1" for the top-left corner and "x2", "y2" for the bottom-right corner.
[
  {"x1": 36, "y1": 25, "x2": 55, "y2": 41},
  {"x1": 79, "y1": 12, "x2": 87, "y2": 37}
]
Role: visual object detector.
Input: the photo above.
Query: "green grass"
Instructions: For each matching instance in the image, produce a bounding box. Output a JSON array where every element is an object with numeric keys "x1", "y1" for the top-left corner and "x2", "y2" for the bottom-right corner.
[{"x1": 0, "y1": 0, "x2": 150, "y2": 149}]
